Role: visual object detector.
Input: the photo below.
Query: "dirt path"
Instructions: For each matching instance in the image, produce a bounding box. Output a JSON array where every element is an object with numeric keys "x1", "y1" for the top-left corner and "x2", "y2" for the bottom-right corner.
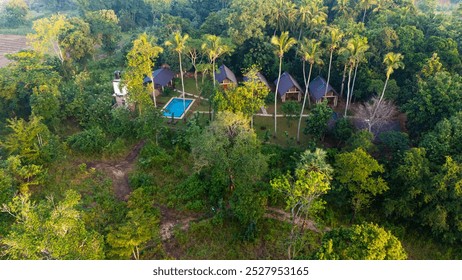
[
  {"x1": 265, "y1": 207, "x2": 322, "y2": 233},
  {"x1": 87, "y1": 140, "x2": 146, "y2": 201}
]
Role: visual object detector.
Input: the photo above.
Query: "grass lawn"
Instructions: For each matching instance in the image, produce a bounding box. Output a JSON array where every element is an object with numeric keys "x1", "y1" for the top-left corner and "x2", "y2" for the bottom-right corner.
[
  {"x1": 253, "y1": 115, "x2": 313, "y2": 148},
  {"x1": 183, "y1": 77, "x2": 201, "y2": 95},
  {"x1": 173, "y1": 217, "x2": 321, "y2": 260}
]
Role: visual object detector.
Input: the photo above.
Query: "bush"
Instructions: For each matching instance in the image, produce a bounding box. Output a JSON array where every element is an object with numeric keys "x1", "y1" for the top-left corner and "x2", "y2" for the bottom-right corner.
[
  {"x1": 333, "y1": 118, "x2": 354, "y2": 144},
  {"x1": 67, "y1": 127, "x2": 106, "y2": 154},
  {"x1": 1, "y1": 0, "x2": 29, "y2": 28},
  {"x1": 344, "y1": 130, "x2": 376, "y2": 153}
]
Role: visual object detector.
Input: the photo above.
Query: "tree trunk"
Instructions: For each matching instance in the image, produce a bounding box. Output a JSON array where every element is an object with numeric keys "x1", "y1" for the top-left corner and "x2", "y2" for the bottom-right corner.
[
  {"x1": 349, "y1": 63, "x2": 359, "y2": 105},
  {"x1": 325, "y1": 49, "x2": 334, "y2": 96},
  {"x1": 151, "y1": 74, "x2": 157, "y2": 108},
  {"x1": 179, "y1": 52, "x2": 186, "y2": 111},
  {"x1": 302, "y1": 60, "x2": 307, "y2": 87},
  {"x1": 362, "y1": 8, "x2": 367, "y2": 23},
  {"x1": 274, "y1": 57, "x2": 283, "y2": 137},
  {"x1": 371, "y1": 76, "x2": 389, "y2": 121},
  {"x1": 344, "y1": 65, "x2": 353, "y2": 117},
  {"x1": 297, "y1": 63, "x2": 313, "y2": 143},
  {"x1": 212, "y1": 60, "x2": 216, "y2": 87},
  {"x1": 340, "y1": 63, "x2": 347, "y2": 98}
]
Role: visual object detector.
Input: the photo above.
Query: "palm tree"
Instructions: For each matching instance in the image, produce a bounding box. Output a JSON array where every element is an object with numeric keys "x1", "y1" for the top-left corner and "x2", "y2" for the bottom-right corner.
[
  {"x1": 297, "y1": 0, "x2": 327, "y2": 40},
  {"x1": 271, "y1": 31, "x2": 297, "y2": 137},
  {"x1": 165, "y1": 31, "x2": 189, "y2": 110},
  {"x1": 333, "y1": 0, "x2": 353, "y2": 18},
  {"x1": 272, "y1": 0, "x2": 297, "y2": 36},
  {"x1": 371, "y1": 52, "x2": 404, "y2": 119},
  {"x1": 201, "y1": 34, "x2": 232, "y2": 87},
  {"x1": 358, "y1": 0, "x2": 378, "y2": 23},
  {"x1": 348, "y1": 36, "x2": 369, "y2": 106},
  {"x1": 324, "y1": 27, "x2": 344, "y2": 96},
  {"x1": 344, "y1": 36, "x2": 369, "y2": 117},
  {"x1": 296, "y1": 38, "x2": 323, "y2": 143}
]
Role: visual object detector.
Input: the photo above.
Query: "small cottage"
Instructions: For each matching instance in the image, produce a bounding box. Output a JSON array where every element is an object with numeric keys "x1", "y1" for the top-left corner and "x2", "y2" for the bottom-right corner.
[
  {"x1": 215, "y1": 64, "x2": 237, "y2": 89},
  {"x1": 274, "y1": 72, "x2": 303, "y2": 102},
  {"x1": 143, "y1": 67, "x2": 175, "y2": 95},
  {"x1": 308, "y1": 76, "x2": 338, "y2": 107},
  {"x1": 112, "y1": 70, "x2": 128, "y2": 107}
]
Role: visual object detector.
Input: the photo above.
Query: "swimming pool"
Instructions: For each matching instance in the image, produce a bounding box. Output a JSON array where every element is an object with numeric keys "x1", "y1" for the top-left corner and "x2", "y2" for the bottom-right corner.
[{"x1": 162, "y1": 97, "x2": 195, "y2": 119}]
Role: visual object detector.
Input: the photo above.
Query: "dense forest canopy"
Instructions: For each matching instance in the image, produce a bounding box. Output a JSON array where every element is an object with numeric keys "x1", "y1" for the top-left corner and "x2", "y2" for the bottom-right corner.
[{"x1": 1, "y1": 0, "x2": 462, "y2": 260}]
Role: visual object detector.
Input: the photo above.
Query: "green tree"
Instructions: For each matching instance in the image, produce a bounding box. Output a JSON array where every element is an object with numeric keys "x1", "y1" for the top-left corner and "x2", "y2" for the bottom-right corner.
[
  {"x1": 271, "y1": 31, "x2": 297, "y2": 137},
  {"x1": 0, "y1": 116, "x2": 50, "y2": 164},
  {"x1": 106, "y1": 188, "x2": 160, "y2": 259},
  {"x1": 271, "y1": 148, "x2": 332, "y2": 259},
  {"x1": 316, "y1": 223, "x2": 407, "y2": 260},
  {"x1": 324, "y1": 26, "x2": 344, "y2": 96},
  {"x1": 358, "y1": 0, "x2": 378, "y2": 22},
  {"x1": 59, "y1": 17, "x2": 96, "y2": 66},
  {"x1": 165, "y1": 31, "x2": 189, "y2": 111},
  {"x1": 304, "y1": 100, "x2": 333, "y2": 141},
  {"x1": 126, "y1": 33, "x2": 163, "y2": 110},
  {"x1": 84, "y1": 9, "x2": 121, "y2": 54},
  {"x1": 2, "y1": 0, "x2": 29, "y2": 28},
  {"x1": 189, "y1": 112, "x2": 268, "y2": 230},
  {"x1": 296, "y1": 0, "x2": 327, "y2": 40},
  {"x1": 282, "y1": 100, "x2": 301, "y2": 128},
  {"x1": 1, "y1": 190, "x2": 104, "y2": 260},
  {"x1": 28, "y1": 14, "x2": 71, "y2": 64},
  {"x1": 334, "y1": 148, "x2": 388, "y2": 220},
  {"x1": 296, "y1": 38, "x2": 323, "y2": 142}
]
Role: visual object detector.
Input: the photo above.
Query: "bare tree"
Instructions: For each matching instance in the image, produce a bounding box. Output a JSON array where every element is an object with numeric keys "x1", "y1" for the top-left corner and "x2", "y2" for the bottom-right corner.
[{"x1": 353, "y1": 97, "x2": 398, "y2": 134}]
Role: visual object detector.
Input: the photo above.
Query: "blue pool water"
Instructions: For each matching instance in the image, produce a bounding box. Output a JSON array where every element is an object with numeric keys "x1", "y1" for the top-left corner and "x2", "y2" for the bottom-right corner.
[{"x1": 163, "y1": 98, "x2": 193, "y2": 119}]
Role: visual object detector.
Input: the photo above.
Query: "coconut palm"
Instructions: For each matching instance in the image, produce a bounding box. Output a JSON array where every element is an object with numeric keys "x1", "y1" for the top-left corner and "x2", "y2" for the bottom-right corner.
[
  {"x1": 271, "y1": 31, "x2": 297, "y2": 137},
  {"x1": 271, "y1": 0, "x2": 298, "y2": 36},
  {"x1": 297, "y1": 0, "x2": 327, "y2": 40},
  {"x1": 371, "y1": 52, "x2": 404, "y2": 119},
  {"x1": 358, "y1": 0, "x2": 378, "y2": 23},
  {"x1": 333, "y1": 0, "x2": 353, "y2": 18},
  {"x1": 201, "y1": 34, "x2": 232, "y2": 87},
  {"x1": 296, "y1": 38, "x2": 323, "y2": 143},
  {"x1": 344, "y1": 36, "x2": 369, "y2": 117},
  {"x1": 165, "y1": 31, "x2": 189, "y2": 110},
  {"x1": 324, "y1": 27, "x2": 344, "y2": 96}
]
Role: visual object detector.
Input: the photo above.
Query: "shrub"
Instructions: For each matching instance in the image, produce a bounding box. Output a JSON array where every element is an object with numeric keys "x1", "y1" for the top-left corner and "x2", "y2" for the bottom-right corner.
[{"x1": 67, "y1": 127, "x2": 106, "y2": 154}]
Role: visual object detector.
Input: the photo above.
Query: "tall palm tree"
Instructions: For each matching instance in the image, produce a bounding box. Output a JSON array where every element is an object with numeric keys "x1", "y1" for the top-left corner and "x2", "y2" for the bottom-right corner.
[
  {"x1": 348, "y1": 36, "x2": 369, "y2": 106},
  {"x1": 344, "y1": 36, "x2": 369, "y2": 117},
  {"x1": 271, "y1": 31, "x2": 297, "y2": 137},
  {"x1": 201, "y1": 34, "x2": 232, "y2": 87},
  {"x1": 371, "y1": 52, "x2": 404, "y2": 119},
  {"x1": 333, "y1": 0, "x2": 353, "y2": 19},
  {"x1": 324, "y1": 27, "x2": 344, "y2": 96},
  {"x1": 165, "y1": 31, "x2": 189, "y2": 110},
  {"x1": 296, "y1": 38, "x2": 323, "y2": 143},
  {"x1": 272, "y1": 0, "x2": 297, "y2": 36},
  {"x1": 358, "y1": 0, "x2": 378, "y2": 23},
  {"x1": 297, "y1": 0, "x2": 327, "y2": 40}
]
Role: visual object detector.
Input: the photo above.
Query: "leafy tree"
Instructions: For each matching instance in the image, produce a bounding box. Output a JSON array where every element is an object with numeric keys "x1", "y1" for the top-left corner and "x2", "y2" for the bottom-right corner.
[
  {"x1": 165, "y1": 31, "x2": 189, "y2": 110},
  {"x1": 357, "y1": 0, "x2": 378, "y2": 23},
  {"x1": 334, "y1": 148, "x2": 388, "y2": 220},
  {"x1": 316, "y1": 223, "x2": 407, "y2": 260},
  {"x1": 271, "y1": 31, "x2": 297, "y2": 137},
  {"x1": 271, "y1": 148, "x2": 332, "y2": 259},
  {"x1": 1, "y1": 190, "x2": 105, "y2": 260},
  {"x1": 282, "y1": 101, "x2": 301, "y2": 128},
  {"x1": 1, "y1": 0, "x2": 29, "y2": 28},
  {"x1": 344, "y1": 130, "x2": 375, "y2": 153},
  {"x1": 59, "y1": 17, "x2": 96, "y2": 66},
  {"x1": 126, "y1": 33, "x2": 163, "y2": 110},
  {"x1": 296, "y1": 38, "x2": 323, "y2": 142},
  {"x1": 189, "y1": 112, "x2": 268, "y2": 230},
  {"x1": 0, "y1": 116, "x2": 52, "y2": 164},
  {"x1": 420, "y1": 112, "x2": 462, "y2": 164},
  {"x1": 304, "y1": 100, "x2": 333, "y2": 141},
  {"x1": 84, "y1": 9, "x2": 121, "y2": 54},
  {"x1": 106, "y1": 188, "x2": 160, "y2": 259},
  {"x1": 404, "y1": 69, "x2": 462, "y2": 137},
  {"x1": 214, "y1": 66, "x2": 269, "y2": 127},
  {"x1": 226, "y1": 0, "x2": 272, "y2": 45},
  {"x1": 28, "y1": 14, "x2": 71, "y2": 64}
]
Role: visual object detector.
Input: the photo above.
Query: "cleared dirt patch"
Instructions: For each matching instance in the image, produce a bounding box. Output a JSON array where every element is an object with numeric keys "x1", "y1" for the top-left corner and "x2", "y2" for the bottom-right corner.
[{"x1": 0, "y1": 34, "x2": 29, "y2": 68}]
